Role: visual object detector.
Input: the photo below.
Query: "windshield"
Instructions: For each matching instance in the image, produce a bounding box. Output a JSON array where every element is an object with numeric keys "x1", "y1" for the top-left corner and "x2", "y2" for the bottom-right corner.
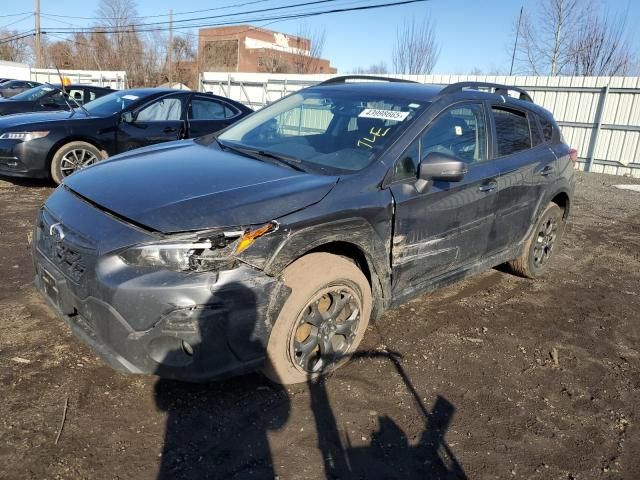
[
  {"x1": 218, "y1": 89, "x2": 427, "y2": 173},
  {"x1": 83, "y1": 91, "x2": 148, "y2": 116},
  {"x1": 11, "y1": 84, "x2": 57, "y2": 101}
]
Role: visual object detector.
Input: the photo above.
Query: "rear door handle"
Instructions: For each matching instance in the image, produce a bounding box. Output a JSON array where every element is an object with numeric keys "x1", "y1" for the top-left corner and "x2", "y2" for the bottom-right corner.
[
  {"x1": 479, "y1": 181, "x2": 498, "y2": 192},
  {"x1": 539, "y1": 165, "x2": 555, "y2": 176},
  {"x1": 163, "y1": 127, "x2": 178, "y2": 133}
]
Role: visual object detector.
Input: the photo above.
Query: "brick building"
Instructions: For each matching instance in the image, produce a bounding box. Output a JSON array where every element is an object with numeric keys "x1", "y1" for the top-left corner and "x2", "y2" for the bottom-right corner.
[{"x1": 198, "y1": 25, "x2": 336, "y2": 74}]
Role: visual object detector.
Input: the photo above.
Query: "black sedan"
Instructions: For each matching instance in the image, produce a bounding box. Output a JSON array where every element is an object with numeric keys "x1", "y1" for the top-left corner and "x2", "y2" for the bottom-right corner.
[
  {"x1": 0, "y1": 88, "x2": 252, "y2": 183},
  {"x1": 0, "y1": 84, "x2": 113, "y2": 116},
  {"x1": 0, "y1": 79, "x2": 42, "y2": 98}
]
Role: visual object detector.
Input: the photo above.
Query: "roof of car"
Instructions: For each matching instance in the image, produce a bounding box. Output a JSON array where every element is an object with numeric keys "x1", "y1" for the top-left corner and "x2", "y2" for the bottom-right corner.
[
  {"x1": 312, "y1": 81, "x2": 443, "y2": 101},
  {"x1": 41, "y1": 83, "x2": 112, "y2": 89},
  {"x1": 312, "y1": 78, "x2": 551, "y2": 116}
]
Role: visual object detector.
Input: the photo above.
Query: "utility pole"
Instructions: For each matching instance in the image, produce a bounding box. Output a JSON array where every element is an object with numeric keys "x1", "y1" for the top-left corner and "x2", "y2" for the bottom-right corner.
[
  {"x1": 35, "y1": 0, "x2": 42, "y2": 68},
  {"x1": 168, "y1": 8, "x2": 173, "y2": 84},
  {"x1": 509, "y1": 6, "x2": 523, "y2": 76}
]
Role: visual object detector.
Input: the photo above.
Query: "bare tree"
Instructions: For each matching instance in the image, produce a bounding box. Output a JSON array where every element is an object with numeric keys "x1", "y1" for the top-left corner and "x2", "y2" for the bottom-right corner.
[
  {"x1": 514, "y1": 0, "x2": 584, "y2": 75},
  {"x1": 512, "y1": 0, "x2": 634, "y2": 76},
  {"x1": 292, "y1": 24, "x2": 326, "y2": 74},
  {"x1": 352, "y1": 62, "x2": 389, "y2": 74},
  {"x1": 392, "y1": 17, "x2": 440, "y2": 75},
  {"x1": 569, "y1": 12, "x2": 632, "y2": 76},
  {"x1": 0, "y1": 30, "x2": 31, "y2": 63},
  {"x1": 45, "y1": 41, "x2": 74, "y2": 69}
]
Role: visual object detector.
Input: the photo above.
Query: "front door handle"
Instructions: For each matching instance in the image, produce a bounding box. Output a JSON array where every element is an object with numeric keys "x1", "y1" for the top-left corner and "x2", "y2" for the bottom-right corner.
[
  {"x1": 163, "y1": 126, "x2": 178, "y2": 133},
  {"x1": 539, "y1": 165, "x2": 555, "y2": 176},
  {"x1": 479, "y1": 181, "x2": 497, "y2": 192}
]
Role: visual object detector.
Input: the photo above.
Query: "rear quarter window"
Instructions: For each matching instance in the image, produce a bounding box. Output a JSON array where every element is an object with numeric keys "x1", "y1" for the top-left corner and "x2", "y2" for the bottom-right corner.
[
  {"x1": 492, "y1": 106, "x2": 531, "y2": 156},
  {"x1": 539, "y1": 116, "x2": 555, "y2": 143}
]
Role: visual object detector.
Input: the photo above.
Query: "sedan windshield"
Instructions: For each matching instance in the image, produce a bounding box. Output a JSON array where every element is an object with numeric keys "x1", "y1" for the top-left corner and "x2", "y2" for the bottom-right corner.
[
  {"x1": 11, "y1": 84, "x2": 57, "y2": 101},
  {"x1": 218, "y1": 89, "x2": 427, "y2": 173},
  {"x1": 84, "y1": 90, "x2": 150, "y2": 117}
]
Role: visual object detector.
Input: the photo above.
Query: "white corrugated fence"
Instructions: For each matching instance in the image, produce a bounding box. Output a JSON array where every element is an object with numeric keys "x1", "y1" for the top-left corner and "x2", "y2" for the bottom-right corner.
[{"x1": 200, "y1": 72, "x2": 640, "y2": 177}]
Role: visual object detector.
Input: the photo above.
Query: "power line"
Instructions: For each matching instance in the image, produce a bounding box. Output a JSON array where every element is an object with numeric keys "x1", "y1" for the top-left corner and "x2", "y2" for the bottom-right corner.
[
  {"x1": 1, "y1": 0, "x2": 429, "y2": 45},
  {"x1": 41, "y1": 0, "x2": 274, "y2": 21},
  {"x1": 0, "y1": 31, "x2": 35, "y2": 44},
  {"x1": 0, "y1": 11, "x2": 31, "y2": 19},
  {"x1": 58, "y1": 0, "x2": 346, "y2": 31},
  {"x1": 0, "y1": 13, "x2": 33, "y2": 30},
  {"x1": 41, "y1": 0, "x2": 430, "y2": 35}
]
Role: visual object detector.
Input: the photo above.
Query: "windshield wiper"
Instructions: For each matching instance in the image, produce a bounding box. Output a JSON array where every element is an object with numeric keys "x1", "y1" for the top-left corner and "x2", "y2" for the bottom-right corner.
[
  {"x1": 252, "y1": 149, "x2": 307, "y2": 172},
  {"x1": 217, "y1": 141, "x2": 307, "y2": 172}
]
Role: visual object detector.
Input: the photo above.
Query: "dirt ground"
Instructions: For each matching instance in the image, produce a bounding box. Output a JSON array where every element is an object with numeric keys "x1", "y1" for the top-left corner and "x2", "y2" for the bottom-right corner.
[{"x1": 0, "y1": 171, "x2": 638, "y2": 480}]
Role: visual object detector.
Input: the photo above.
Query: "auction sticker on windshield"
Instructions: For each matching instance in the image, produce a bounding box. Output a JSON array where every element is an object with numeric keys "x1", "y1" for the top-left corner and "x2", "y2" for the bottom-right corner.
[{"x1": 358, "y1": 108, "x2": 410, "y2": 122}]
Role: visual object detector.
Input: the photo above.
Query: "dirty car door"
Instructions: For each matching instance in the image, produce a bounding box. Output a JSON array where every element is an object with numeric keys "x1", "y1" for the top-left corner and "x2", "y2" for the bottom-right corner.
[
  {"x1": 390, "y1": 103, "x2": 499, "y2": 297},
  {"x1": 489, "y1": 107, "x2": 557, "y2": 253},
  {"x1": 117, "y1": 93, "x2": 186, "y2": 152}
]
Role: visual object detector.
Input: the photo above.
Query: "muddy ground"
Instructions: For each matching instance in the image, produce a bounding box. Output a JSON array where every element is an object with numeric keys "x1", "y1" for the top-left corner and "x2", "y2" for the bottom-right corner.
[{"x1": 0, "y1": 171, "x2": 638, "y2": 480}]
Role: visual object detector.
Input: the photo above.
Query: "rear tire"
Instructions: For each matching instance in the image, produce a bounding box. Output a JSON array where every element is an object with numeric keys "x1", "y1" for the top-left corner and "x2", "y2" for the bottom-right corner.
[
  {"x1": 262, "y1": 253, "x2": 372, "y2": 385},
  {"x1": 50, "y1": 141, "x2": 104, "y2": 184},
  {"x1": 508, "y1": 203, "x2": 565, "y2": 278}
]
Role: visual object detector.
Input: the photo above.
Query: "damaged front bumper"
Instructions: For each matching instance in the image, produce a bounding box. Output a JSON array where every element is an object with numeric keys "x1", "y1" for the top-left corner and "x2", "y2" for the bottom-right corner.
[{"x1": 32, "y1": 187, "x2": 288, "y2": 382}]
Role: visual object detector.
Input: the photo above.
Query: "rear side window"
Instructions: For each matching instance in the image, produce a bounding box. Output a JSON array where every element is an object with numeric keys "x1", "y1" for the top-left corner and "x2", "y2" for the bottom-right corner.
[
  {"x1": 492, "y1": 107, "x2": 531, "y2": 156},
  {"x1": 530, "y1": 115, "x2": 544, "y2": 146},
  {"x1": 190, "y1": 98, "x2": 227, "y2": 120},
  {"x1": 539, "y1": 116, "x2": 555, "y2": 142}
]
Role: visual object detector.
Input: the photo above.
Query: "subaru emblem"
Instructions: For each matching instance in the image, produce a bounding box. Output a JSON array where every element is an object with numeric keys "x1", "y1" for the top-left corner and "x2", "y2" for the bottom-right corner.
[{"x1": 49, "y1": 223, "x2": 65, "y2": 243}]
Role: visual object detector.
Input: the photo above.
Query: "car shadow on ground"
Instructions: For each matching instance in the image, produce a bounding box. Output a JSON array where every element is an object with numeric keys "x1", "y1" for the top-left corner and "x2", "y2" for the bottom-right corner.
[
  {"x1": 153, "y1": 282, "x2": 467, "y2": 479},
  {"x1": 0, "y1": 175, "x2": 54, "y2": 188}
]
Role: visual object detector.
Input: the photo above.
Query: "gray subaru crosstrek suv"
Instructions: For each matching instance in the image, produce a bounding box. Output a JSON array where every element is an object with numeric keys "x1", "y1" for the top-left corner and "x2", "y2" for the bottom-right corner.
[{"x1": 32, "y1": 77, "x2": 576, "y2": 384}]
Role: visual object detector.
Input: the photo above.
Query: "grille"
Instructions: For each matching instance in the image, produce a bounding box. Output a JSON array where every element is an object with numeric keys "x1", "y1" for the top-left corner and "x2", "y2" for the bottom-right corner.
[{"x1": 37, "y1": 208, "x2": 96, "y2": 283}]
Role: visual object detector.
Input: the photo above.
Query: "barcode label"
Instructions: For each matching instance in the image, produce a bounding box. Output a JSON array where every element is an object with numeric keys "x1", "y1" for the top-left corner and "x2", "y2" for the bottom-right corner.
[{"x1": 358, "y1": 109, "x2": 410, "y2": 122}]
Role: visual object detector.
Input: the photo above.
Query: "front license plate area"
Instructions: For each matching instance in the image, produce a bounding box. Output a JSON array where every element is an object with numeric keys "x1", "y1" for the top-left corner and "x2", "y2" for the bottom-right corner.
[{"x1": 41, "y1": 267, "x2": 60, "y2": 307}]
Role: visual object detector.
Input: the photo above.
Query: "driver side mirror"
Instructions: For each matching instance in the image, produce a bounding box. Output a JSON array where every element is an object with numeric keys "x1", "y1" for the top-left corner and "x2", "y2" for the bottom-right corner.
[
  {"x1": 121, "y1": 111, "x2": 135, "y2": 124},
  {"x1": 415, "y1": 152, "x2": 468, "y2": 192}
]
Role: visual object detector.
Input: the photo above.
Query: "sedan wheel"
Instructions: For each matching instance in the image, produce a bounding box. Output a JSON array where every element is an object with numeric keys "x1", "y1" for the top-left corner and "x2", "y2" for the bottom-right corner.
[
  {"x1": 50, "y1": 141, "x2": 104, "y2": 185},
  {"x1": 60, "y1": 149, "x2": 99, "y2": 176}
]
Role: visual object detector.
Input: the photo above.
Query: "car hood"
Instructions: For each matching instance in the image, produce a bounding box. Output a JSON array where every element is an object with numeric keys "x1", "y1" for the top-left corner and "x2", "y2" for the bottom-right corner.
[
  {"x1": 0, "y1": 109, "x2": 86, "y2": 127},
  {"x1": 63, "y1": 140, "x2": 339, "y2": 233}
]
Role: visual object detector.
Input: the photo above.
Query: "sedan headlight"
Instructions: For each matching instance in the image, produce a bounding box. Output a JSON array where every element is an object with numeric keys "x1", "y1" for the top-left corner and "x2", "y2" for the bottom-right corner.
[
  {"x1": 0, "y1": 131, "x2": 50, "y2": 142},
  {"x1": 119, "y1": 222, "x2": 278, "y2": 272}
]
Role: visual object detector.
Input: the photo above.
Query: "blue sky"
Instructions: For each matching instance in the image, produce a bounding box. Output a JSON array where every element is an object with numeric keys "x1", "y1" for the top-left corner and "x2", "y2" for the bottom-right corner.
[{"x1": 3, "y1": 0, "x2": 639, "y2": 73}]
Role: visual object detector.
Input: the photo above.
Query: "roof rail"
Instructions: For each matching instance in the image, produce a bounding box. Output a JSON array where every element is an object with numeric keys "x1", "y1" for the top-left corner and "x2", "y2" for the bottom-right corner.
[
  {"x1": 317, "y1": 75, "x2": 418, "y2": 86},
  {"x1": 437, "y1": 81, "x2": 533, "y2": 102}
]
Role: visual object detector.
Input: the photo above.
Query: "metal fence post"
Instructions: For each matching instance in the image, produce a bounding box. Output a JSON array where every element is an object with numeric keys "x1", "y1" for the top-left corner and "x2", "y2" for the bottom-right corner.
[{"x1": 585, "y1": 85, "x2": 609, "y2": 172}]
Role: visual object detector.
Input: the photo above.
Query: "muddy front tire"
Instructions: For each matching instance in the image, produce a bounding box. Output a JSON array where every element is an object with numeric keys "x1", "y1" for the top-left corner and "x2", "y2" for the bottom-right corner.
[
  {"x1": 508, "y1": 203, "x2": 565, "y2": 278},
  {"x1": 262, "y1": 253, "x2": 372, "y2": 385}
]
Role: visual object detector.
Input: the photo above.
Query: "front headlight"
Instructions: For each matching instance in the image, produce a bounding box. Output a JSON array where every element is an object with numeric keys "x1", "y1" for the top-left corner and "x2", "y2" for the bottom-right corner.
[
  {"x1": 118, "y1": 222, "x2": 278, "y2": 272},
  {"x1": 0, "y1": 131, "x2": 50, "y2": 142}
]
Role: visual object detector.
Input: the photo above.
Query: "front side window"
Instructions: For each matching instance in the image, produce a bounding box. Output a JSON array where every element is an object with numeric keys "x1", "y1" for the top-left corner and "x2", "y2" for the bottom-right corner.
[
  {"x1": 493, "y1": 107, "x2": 531, "y2": 156},
  {"x1": 218, "y1": 90, "x2": 427, "y2": 174},
  {"x1": 84, "y1": 90, "x2": 156, "y2": 117},
  {"x1": 68, "y1": 89, "x2": 84, "y2": 104},
  {"x1": 422, "y1": 104, "x2": 488, "y2": 164},
  {"x1": 137, "y1": 97, "x2": 183, "y2": 121},
  {"x1": 392, "y1": 103, "x2": 488, "y2": 182}
]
